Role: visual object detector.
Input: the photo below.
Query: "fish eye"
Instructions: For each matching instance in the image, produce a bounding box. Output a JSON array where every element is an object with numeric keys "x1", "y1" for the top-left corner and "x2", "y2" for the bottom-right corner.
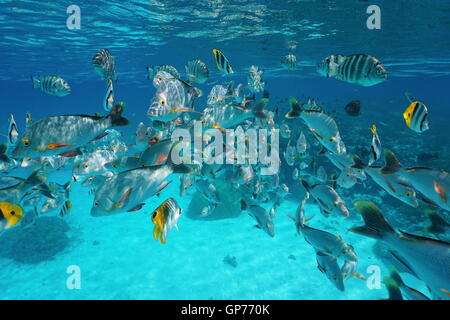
[
  {"x1": 89, "y1": 177, "x2": 93, "y2": 181},
  {"x1": 84, "y1": 163, "x2": 89, "y2": 168},
  {"x1": 22, "y1": 139, "x2": 31, "y2": 146},
  {"x1": 152, "y1": 211, "x2": 157, "y2": 219},
  {"x1": 94, "y1": 200, "x2": 99, "y2": 206},
  {"x1": 159, "y1": 98, "x2": 166, "y2": 106}
]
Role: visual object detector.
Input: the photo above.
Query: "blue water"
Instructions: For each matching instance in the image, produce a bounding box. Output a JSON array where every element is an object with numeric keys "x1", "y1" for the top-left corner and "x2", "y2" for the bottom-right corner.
[{"x1": 1, "y1": 1, "x2": 449, "y2": 300}]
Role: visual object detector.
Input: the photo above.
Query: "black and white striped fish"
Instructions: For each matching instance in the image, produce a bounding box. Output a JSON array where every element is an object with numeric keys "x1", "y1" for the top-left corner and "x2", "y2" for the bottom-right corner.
[
  {"x1": 403, "y1": 100, "x2": 429, "y2": 133},
  {"x1": 31, "y1": 75, "x2": 71, "y2": 96},
  {"x1": 59, "y1": 200, "x2": 72, "y2": 217},
  {"x1": 317, "y1": 54, "x2": 387, "y2": 86},
  {"x1": 92, "y1": 49, "x2": 117, "y2": 82},
  {"x1": 368, "y1": 124, "x2": 382, "y2": 166},
  {"x1": 212, "y1": 49, "x2": 234, "y2": 74},
  {"x1": 7, "y1": 114, "x2": 19, "y2": 146},
  {"x1": 185, "y1": 59, "x2": 209, "y2": 84}
]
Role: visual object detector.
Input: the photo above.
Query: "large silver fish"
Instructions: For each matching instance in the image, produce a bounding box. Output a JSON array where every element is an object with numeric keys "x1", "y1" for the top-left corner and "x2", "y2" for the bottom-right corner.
[
  {"x1": 31, "y1": 75, "x2": 71, "y2": 96},
  {"x1": 147, "y1": 75, "x2": 201, "y2": 122},
  {"x1": 91, "y1": 146, "x2": 193, "y2": 216},
  {"x1": 240, "y1": 199, "x2": 274, "y2": 238},
  {"x1": 92, "y1": 49, "x2": 117, "y2": 82},
  {"x1": 350, "y1": 200, "x2": 450, "y2": 300},
  {"x1": 286, "y1": 98, "x2": 346, "y2": 154},
  {"x1": 317, "y1": 54, "x2": 387, "y2": 87},
  {"x1": 12, "y1": 104, "x2": 128, "y2": 159}
]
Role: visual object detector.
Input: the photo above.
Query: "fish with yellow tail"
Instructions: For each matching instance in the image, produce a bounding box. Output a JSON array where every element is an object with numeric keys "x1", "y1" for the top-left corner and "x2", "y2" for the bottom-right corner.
[
  {"x1": 0, "y1": 202, "x2": 23, "y2": 230},
  {"x1": 151, "y1": 198, "x2": 182, "y2": 244},
  {"x1": 368, "y1": 124, "x2": 381, "y2": 166},
  {"x1": 212, "y1": 49, "x2": 234, "y2": 74},
  {"x1": 403, "y1": 92, "x2": 429, "y2": 133}
]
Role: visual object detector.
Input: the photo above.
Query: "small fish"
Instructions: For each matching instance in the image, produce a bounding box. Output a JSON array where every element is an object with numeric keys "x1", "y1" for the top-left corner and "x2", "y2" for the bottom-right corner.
[
  {"x1": 336, "y1": 169, "x2": 358, "y2": 189},
  {"x1": 31, "y1": 75, "x2": 71, "y2": 96},
  {"x1": 7, "y1": 114, "x2": 19, "y2": 146},
  {"x1": 241, "y1": 199, "x2": 274, "y2": 238},
  {"x1": 281, "y1": 54, "x2": 297, "y2": 70},
  {"x1": 317, "y1": 54, "x2": 387, "y2": 87},
  {"x1": 247, "y1": 65, "x2": 265, "y2": 93},
  {"x1": 92, "y1": 49, "x2": 117, "y2": 82},
  {"x1": 212, "y1": 49, "x2": 234, "y2": 74},
  {"x1": 25, "y1": 112, "x2": 33, "y2": 127},
  {"x1": 59, "y1": 200, "x2": 72, "y2": 217},
  {"x1": 103, "y1": 79, "x2": 114, "y2": 111},
  {"x1": 280, "y1": 122, "x2": 291, "y2": 139},
  {"x1": 296, "y1": 131, "x2": 307, "y2": 154},
  {"x1": 284, "y1": 140, "x2": 296, "y2": 167},
  {"x1": 316, "y1": 166, "x2": 327, "y2": 183},
  {"x1": 151, "y1": 198, "x2": 182, "y2": 244},
  {"x1": 403, "y1": 101, "x2": 429, "y2": 133},
  {"x1": 301, "y1": 179, "x2": 349, "y2": 217},
  {"x1": 185, "y1": 59, "x2": 209, "y2": 84},
  {"x1": 344, "y1": 100, "x2": 361, "y2": 116},
  {"x1": 0, "y1": 202, "x2": 23, "y2": 230},
  {"x1": 316, "y1": 251, "x2": 345, "y2": 291},
  {"x1": 368, "y1": 124, "x2": 381, "y2": 166},
  {"x1": 292, "y1": 168, "x2": 300, "y2": 181},
  {"x1": 179, "y1": 173, "x2": 194, "y2": 197}
]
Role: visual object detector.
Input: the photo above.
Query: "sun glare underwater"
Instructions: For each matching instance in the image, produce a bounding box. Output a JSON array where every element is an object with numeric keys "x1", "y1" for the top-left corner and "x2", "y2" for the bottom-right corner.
[{"x1": 0, "y1": 0, "x2": 449, "y2": 300}]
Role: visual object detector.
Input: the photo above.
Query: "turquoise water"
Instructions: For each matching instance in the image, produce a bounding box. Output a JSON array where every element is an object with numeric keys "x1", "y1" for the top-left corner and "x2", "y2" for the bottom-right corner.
[{"x1": 0, "y1": 1, "x2": 449, "y2": 300}]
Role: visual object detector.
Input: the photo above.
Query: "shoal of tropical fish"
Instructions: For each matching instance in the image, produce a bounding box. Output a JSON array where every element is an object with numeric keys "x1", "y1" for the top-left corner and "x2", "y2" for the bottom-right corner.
[{"x1": 1, "y1": 47, "x2": 449, "y2": 300}]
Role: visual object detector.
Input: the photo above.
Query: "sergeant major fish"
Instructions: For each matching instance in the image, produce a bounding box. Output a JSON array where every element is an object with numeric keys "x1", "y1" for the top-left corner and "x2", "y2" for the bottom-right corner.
[
  {"x1": 317, "y1": 54, "x2": 387, "y2": 87},
  {"x1": 31, "y1": 75, "x2": 71, "y2": 96}
]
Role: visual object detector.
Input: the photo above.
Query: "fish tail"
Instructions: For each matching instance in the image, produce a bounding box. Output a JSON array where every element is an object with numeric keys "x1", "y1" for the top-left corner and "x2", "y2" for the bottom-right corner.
[
  {"x1": 108, "y1": 102, "x2": 130, "y2": 127},
  {"x1": 24, "y1": 169, "x2": 47, "y2": 188},
  {"x1": 382, "y1": 149, "x2": 402, "y2": 172},
  {"x1": 350, "y1": 154, "x2": 366, "y2": 169},
  {"x1": 240, "y1": 198, "x2": 247, "y2": 210},
  {"x1": 0, "y1": 143, "x2": 9, "y2": 162},
  {"x1": 349, "y1": 200, "x2": 396, "y2": 240},
  {"x1": 31, "y1": 75, "x2": 40, "y2": 89},
  {"x1": 389, "y1": 269, "x2": 405, "y2": 287}
]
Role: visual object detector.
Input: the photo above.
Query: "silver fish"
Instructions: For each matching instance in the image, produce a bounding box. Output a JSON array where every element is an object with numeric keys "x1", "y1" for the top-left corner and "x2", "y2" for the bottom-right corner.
[
  {"x1": 185, "y1": 59, "x2": 209, "y2": 84},
  {"x1": 351, "y1": 200, "x2": 450, "y2": 299},
  {"x1": 241, "y1": 199, "x2": 274, "y2": 238},
  {"x1": 316, "y1": 251, "x2": 345, "y2": 291},
  {"x1": 31, "y1": 75, "x2": 71, "y2": 96},
  {"x1": 281, "y1": 54, "x2": 297, "y2": 70}
]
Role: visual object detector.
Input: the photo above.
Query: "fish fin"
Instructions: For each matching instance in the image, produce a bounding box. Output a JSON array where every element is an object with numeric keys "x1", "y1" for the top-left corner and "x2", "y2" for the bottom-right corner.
[
  {"x1": 90, "y1": 132, "x2": 109, "y2": 143},
  {"x1": 240, "y1": 198, "x2": 247, "y2": 210},
  {"x1": 300, "y1": 178, "x2": 311, "y2": 191},
  {"x1": 381, "y1": 149, "x2": 402, "y2": 174},
  {"x1": 23, "y1": 169, "x2": 47, "y2": 188},
  {"x1": 47, "y1": 143, "x2": 74, "y2": 150},
  {"x1": 440, "y1": 288, "x2": 450, "y2": 298},
  {"x1": 421, "y1": 197, "x2": 439, "y2": 207},
  {"x1": 389, "y1": 269, "x2": 405, "y2": 287},
  {"x1": 253, "y1": 98, "x2": 269, "y2": 118},
  {"x1": 349, "y1": 200, "x2": 396, "y2": 240},
  {"x1": 31, "y1": 76, "x2": 40, "y2": 89},
  {"x1": 383, "y1": 277, "x2": 403, "y2": 300},
  {"x1": 350, "y1": 154, "x2": 366, "y2": 169},
  {"x1": 59, "y1": 148, "x2": 82, "y2": 158},
  {"x1": 127, "y1": 203, "x2": 145, "y2": 212},
  {"x1": 153, "y1": 225, "x2": 161, "y2": 241},
  {"x1": 398, "y1": 229, "x2": 450, "y2": 245},
  {"x1": 115, "y1": 187, "x2": 133, "y2": 209},
  {"x1": 108, "y1": 102, "x2": 130, "y2": 127},
  {"x1": 386, "y1": 249, "x2": 419, "y2": 278}
]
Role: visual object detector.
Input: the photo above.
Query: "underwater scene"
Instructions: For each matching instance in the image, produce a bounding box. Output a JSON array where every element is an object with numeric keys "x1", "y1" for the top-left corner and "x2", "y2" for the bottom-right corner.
[{"x1": 0, "y1": 0, "x2": 449, "y2": 301}]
